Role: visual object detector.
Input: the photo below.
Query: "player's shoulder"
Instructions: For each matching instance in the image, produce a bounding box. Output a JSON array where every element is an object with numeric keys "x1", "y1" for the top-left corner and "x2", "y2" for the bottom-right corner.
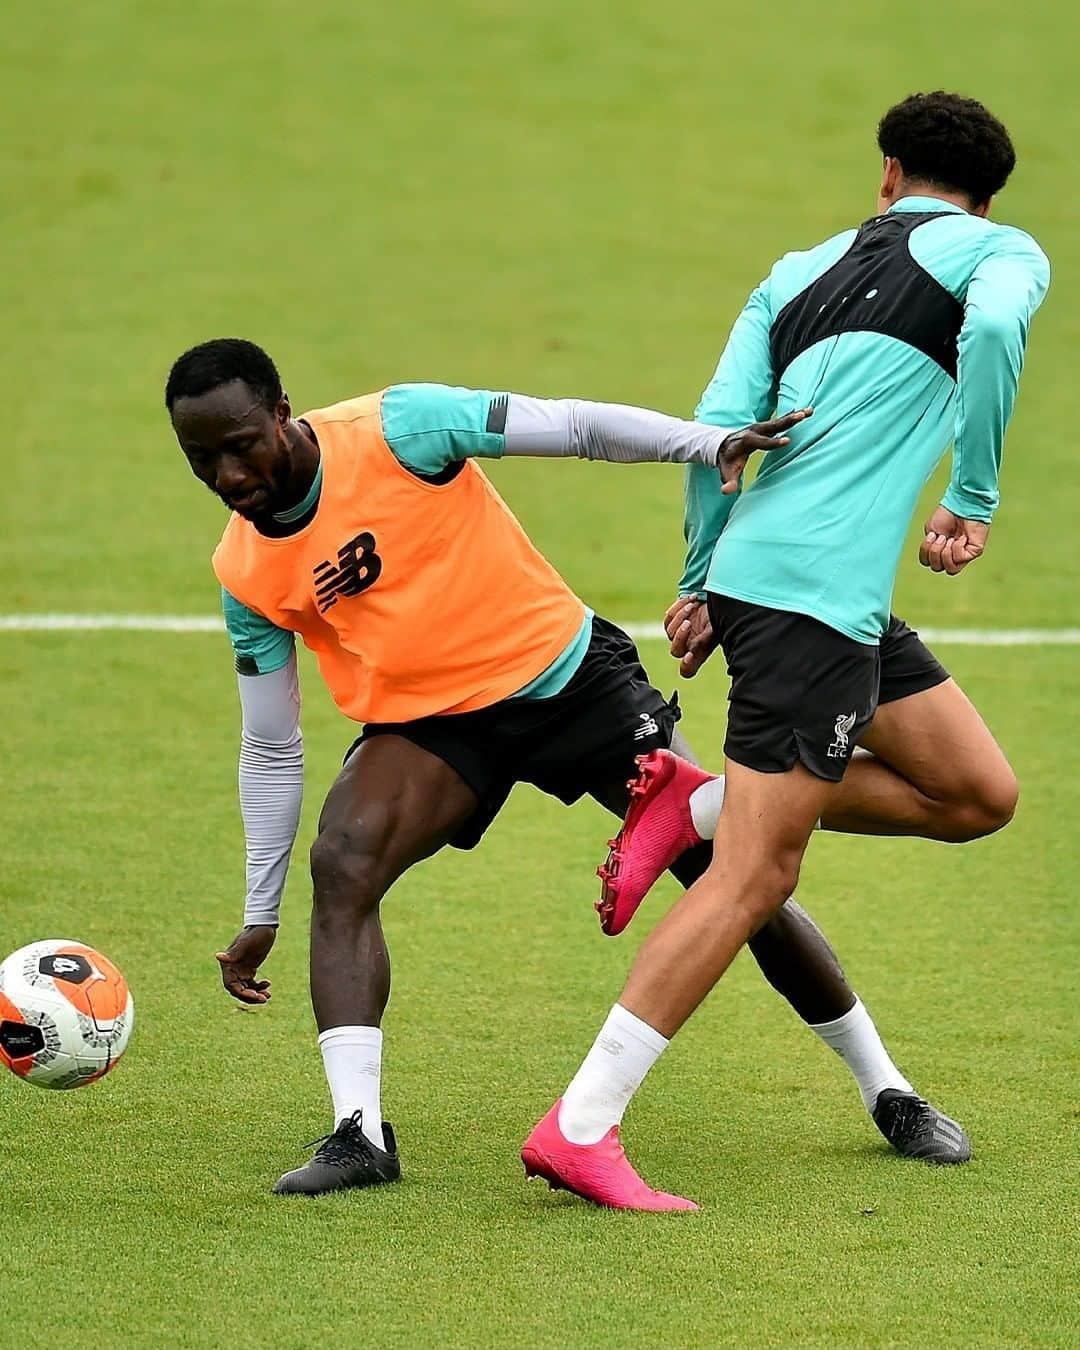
[
  {"x1": 915, "y1": 211, "x2": 1049, "y2": 270},
  {"x1": 380, "y1": 383, "x2": 494, "y2": 436},
  {"x1": 765, "y1": 227, "x2": 859, "y2": 306},
  {"x1": 774, "y1": 225, "x2": 860, "y2": 268},
  {"x1": 907, "y1": 209, "x2": 1050, "y2": 301},
  {"x1": 976, "y1": 217, "x2": 1051, "y2": 273},
  {"x1": 300, "y1": 392, "x2": 384, "y2": 426}
]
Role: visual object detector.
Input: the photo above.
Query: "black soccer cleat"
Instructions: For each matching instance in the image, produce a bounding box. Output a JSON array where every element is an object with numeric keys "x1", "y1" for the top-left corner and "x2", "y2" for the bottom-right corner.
[
  {"x1": 273, "y1": 1111, "x2": 401, "y2": 1195},
  {"x1": 872, "y1": 1089, "x2": 972, "y2": 1164}
]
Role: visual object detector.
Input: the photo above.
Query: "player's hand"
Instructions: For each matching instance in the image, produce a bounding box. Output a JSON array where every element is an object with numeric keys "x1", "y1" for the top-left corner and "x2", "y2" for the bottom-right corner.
[
  {"x1": 664, "y1": 596, "x2": 716, "y2": 679},
  {"x1": 716, "y1": 408, "x2": 813, "y2": 495},
  {"x1": 215, "y1": 925, "x2": 276, "y2": 1004},
  {"x1": 919, "y1": 506, "x2": 990, "y2": 576}
]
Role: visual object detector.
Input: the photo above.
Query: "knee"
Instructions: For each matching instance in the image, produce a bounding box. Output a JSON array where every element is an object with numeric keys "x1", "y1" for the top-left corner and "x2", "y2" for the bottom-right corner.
[
  {"x1": 728, "y1": 851, "x2": 803, "y2": 927},
  {"x1": 940, "y1": 763, "x2": 1019, "y2": 841},
  {"x1": 310, "y1": 809, "x2": 392, "y2": 915},
  {"x1": 975, "y1": 762, "x2": 1020, "y2": 835},
  {"x1": 767, "y1": 853, "x2": 804, "y2": 909}
]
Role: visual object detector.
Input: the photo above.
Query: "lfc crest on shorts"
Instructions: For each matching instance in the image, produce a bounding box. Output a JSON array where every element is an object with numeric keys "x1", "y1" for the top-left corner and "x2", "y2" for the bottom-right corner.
[{"x1": 827, "y1": 711, "x2": 857, "y2": 759}]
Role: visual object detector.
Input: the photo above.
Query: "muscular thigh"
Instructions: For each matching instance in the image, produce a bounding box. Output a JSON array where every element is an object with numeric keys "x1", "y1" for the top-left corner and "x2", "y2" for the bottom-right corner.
[
  {"x1": 860, "y1": 677, "x2": 1012, "y2": 801},
  {"x1": 318, "y1": 735, "x2": 480, "y2": 875}
]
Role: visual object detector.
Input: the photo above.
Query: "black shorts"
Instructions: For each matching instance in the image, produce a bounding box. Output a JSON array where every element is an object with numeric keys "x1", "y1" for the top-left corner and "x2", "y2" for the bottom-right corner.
[
  {"x1": 878, "y1": 613, "x2": 950, "y2": 706},
  {"x1": 349, "y1": 616, "x2": 681, "y2": 848},
  {"x1": 706, "y1": 595, "x2": 949, "y2": 782}
]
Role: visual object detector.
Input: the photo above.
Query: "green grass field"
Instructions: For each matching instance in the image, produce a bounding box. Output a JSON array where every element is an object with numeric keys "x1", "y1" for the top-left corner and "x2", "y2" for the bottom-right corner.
[{"x1": 2, "y1": 2, "x2": 1079, "y2": 1345}]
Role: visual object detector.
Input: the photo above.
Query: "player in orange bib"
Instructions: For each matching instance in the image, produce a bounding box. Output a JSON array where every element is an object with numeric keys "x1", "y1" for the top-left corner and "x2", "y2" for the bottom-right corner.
[{"x1": 167, "y1": 338, "x2": 966, "y2": 1202}]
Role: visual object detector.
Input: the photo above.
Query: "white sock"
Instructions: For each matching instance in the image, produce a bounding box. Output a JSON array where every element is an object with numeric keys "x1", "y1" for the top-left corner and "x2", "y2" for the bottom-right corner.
[
  {"x1": 810, "y1": 998, "x2": 913, "y2": 1112},
  {"x1": 318, "y1": 1025, "x2": 386, "y2": 1149},
  {"x1": 557, "y1": 1004, "x2": 669, "y2": 1145},
  {"x1": 688, "y1": 776, "x2": 726, "y2": 839}
]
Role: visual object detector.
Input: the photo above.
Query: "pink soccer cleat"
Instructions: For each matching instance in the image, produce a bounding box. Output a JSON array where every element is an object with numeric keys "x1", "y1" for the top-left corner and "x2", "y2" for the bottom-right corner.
[
  {"x1": 596, "y1": 749, "x2": 716, "y2": 936},
  {"x1": 521, "y1": 1101, "x2": 699, "y2": 1212}
]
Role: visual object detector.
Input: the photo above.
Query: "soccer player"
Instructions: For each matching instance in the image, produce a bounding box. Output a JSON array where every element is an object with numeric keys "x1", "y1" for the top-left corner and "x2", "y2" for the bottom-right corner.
[
  {"x1": 524, "y1": 92, "x2": 1050, "y2": 1209},
  {"x1": 168, "y1": 339, "x2": 958, "y2": 1198}
]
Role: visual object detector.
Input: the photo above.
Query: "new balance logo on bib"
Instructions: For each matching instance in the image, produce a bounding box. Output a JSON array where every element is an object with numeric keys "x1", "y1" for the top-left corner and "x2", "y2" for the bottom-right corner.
[{"x1": 314, "y1": 532, "x2": 382, "y2": 612}]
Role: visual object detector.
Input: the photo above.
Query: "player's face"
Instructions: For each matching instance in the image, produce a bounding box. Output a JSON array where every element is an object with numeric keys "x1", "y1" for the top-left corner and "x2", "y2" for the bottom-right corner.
[{"x1": 172, "y1": 380, "x2": 294, "y2": 520}]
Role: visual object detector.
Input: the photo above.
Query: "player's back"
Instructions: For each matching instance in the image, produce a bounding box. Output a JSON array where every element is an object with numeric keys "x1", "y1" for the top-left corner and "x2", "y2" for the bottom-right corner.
[{"x1": 701, "y1": 199, "x2": 1049, "y2": 643}]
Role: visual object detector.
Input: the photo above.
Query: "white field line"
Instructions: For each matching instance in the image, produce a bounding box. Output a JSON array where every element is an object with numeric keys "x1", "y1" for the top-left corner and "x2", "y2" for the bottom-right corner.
[
  {"x1": 0, "y1": 614, "x2": 224, "y2": 632},
  {"x1": 1, "y1": 613, "x2": 1079, "y2": 646}
]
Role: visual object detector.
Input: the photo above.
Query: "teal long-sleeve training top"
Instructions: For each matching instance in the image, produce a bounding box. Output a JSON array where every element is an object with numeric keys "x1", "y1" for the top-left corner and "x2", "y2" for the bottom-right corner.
[{"x1": 682, "y1": 196, "x2": 1050, "y2": 643}]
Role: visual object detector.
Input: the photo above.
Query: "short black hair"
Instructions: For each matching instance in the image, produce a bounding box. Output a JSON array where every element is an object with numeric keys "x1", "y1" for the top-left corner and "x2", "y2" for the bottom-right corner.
[
  {"x1": 165, "y1": 338, "x2": 283, "y2": 413},
  {"x1": 877, "y1": 92, "x2": 1016, "y2": 206}
]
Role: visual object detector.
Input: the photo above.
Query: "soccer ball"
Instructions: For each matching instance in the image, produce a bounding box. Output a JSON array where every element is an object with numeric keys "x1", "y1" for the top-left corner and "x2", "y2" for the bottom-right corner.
[{"x1": 0, "y1": 940, "x2": 134, "y2": 1089}]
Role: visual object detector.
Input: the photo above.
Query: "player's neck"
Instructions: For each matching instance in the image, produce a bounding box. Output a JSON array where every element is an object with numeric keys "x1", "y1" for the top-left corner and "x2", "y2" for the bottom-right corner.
[
  {"x1": 890, "y1": 185, "x2": 973, "y2": 213},
  {"x1": 277, "y1": 419, "x2": 322, "y2": 517}
]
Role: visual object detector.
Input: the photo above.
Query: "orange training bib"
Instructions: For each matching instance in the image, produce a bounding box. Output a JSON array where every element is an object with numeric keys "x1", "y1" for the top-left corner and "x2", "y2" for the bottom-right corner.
[{"x1": 212, "y1": 392, "x2": 586, "y2": 723}]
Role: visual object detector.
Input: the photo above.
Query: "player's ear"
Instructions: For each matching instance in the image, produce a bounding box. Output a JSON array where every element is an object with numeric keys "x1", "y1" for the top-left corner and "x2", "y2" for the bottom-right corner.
[
  {"x1": 276, "y1": 394, "x2": 291, "y2": 425},
  {"x1": 876, "y1": 156, "x2": 898, "y2": 212}
]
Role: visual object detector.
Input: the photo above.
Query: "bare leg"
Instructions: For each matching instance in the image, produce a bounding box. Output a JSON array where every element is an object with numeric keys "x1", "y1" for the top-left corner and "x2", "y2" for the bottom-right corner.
[
  {"x1": 590, "y1": 728, "x2": 854, "y2": 1023},
  {"x1": 744, "y1": 898, "x2": 855, "y2": 1023},
  {"x1": 670, "y1": 728, "x2": 855, "y2": 1022},
  {"x1": 822, "y1": 680, "x2": 1018, "y2": 840},
  {"x1": 632, "y1": 684, "x2": 1017, "y2": 1017},
  {"x1": 521, "y1": 761, "x2": 838, "y2": 1209},
  {"x1": 274, "y1": 737, "x2": 480, "y2": 1194},
  {"x1": 621, "y1": 760, "x2": 836, "y2": 1037},
  {"x1": 570, "y1": 752, "x2": 967, "y2": 1182},
  {"x1": 309, "y1": 736, "x2": 478, "y2": 1031}
]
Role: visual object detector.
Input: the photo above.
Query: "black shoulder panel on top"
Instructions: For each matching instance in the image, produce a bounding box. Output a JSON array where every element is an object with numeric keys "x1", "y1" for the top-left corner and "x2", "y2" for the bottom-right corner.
[{"x1": 769, "y1": 212, "x2": 964, "y2": 380}]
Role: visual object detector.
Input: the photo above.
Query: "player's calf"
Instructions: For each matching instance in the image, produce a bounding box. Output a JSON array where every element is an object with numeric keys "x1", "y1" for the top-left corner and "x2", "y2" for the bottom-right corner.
[{"x1": 309, "y1": 826, "x2": 395, "y2": 1030}]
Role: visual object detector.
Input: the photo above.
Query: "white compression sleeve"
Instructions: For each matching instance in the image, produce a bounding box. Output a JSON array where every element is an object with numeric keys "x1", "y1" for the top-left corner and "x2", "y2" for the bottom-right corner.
[
  {"x1": 236, "y1": 652, "x2": 304, "y2": 927},
  {"x1": 503, "y1": 393, "x2": 736, "y2": 466}
]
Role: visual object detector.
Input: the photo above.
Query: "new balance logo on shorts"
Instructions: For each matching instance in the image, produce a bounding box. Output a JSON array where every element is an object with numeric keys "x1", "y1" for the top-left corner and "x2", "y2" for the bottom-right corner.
[
  {"x1": 633, "y1": 712, "x2": 660, "y2": 741},
  {"x1": 827, "y1": 711, "x2": 857, "y2": 759},
  {"x1": 313, "y1": 532, "x2": 383, "y2": 612}
]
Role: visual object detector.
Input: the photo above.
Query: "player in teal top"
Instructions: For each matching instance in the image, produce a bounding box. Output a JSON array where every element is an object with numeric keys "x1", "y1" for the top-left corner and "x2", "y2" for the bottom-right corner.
[
  {"x1": 528, "y1": 92, "x2": 1050, "y2": 1210},
  {"x1": 682, "y1": 194, "x2": 1048, "y2": 640}
]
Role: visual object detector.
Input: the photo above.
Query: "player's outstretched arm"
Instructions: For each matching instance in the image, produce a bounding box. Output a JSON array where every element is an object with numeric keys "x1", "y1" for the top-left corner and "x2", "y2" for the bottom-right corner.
[
  {"x1": 500, "y1": 395, "x2": 807, "y2": 473},
  {"x1": 377, "y1": 381, "x2": 803, "y2": 478},
  {"x1": 215, "y1": 638, "x2": 304, "y2": 1005}
]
